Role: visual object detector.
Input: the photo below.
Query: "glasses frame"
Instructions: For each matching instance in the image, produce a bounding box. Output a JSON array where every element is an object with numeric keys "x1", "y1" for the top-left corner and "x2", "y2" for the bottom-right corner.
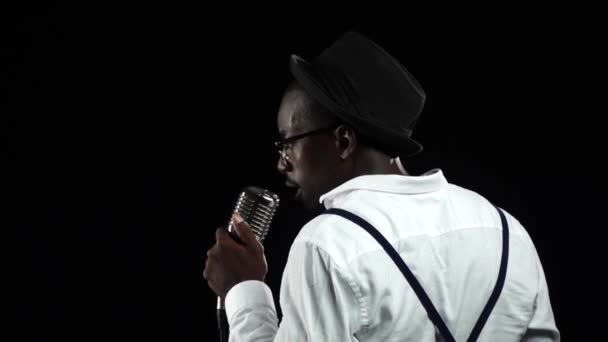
[{"x1": 274, "y1": 124, "x2": 340, "y2": 162}]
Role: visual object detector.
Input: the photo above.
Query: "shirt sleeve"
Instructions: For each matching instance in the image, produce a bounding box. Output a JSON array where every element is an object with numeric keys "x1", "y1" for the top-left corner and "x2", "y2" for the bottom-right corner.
[
  {"x1": 224, "y1": 240, "x2": 362, "y2": 342},
  {"x1": 521, "y1": 248, "x2": 561, "y2": 342},
  {"x1": 225, "y1": 280, "x2": 279, "y2": 342}
]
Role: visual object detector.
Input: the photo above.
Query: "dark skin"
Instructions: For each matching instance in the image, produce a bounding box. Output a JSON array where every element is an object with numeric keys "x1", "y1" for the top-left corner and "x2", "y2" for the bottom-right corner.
[{"x1": 203, "y1": 84, "x2": 403, "y2": 299}]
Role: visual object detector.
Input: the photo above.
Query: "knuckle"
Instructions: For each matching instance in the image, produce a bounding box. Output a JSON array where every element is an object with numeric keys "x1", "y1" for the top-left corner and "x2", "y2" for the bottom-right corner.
[{"x1": 253, "y1": 242, "x2": 264, "y2": 253}]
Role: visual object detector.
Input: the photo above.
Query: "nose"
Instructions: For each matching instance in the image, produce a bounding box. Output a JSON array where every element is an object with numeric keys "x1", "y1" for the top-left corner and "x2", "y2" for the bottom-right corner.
[{"x1": 277, "y1": 153, "x2": 291, "y2": 174}]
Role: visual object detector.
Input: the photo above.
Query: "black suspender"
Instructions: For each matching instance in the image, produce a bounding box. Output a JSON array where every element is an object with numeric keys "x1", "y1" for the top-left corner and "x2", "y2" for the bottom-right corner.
[
  {"x1": 466, "y1": 207, "x2": 509, "y2": 342},
  {"x1": 322, "y1": 206, "x2": 509, "y2": 342}
]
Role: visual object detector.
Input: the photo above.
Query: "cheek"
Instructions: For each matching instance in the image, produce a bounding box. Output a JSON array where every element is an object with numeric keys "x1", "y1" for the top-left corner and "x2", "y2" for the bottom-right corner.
[
  {"x1": 293, "y1": 146, "x2": 334, "y2": 184},
  {"x1": 289, "y1": 149, "x2": 312, "y2": 181}
]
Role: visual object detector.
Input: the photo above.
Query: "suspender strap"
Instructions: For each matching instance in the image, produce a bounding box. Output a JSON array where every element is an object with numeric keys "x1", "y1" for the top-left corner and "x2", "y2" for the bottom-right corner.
[
  {"x1": 467, "y1": 206, "x2": 509, "y2": 342},
  {"x1": 322, "y1": 206, "x2": 509, "y2": 342},
  {"x1": 323, "y1": 208, "x2": 456, "y2": 342}
]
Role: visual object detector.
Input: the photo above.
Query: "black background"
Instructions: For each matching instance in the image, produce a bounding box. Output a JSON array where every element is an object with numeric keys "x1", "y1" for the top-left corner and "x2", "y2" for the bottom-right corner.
[{"x1": 5, "y1": 5, "x2": 575, "y2": 341}]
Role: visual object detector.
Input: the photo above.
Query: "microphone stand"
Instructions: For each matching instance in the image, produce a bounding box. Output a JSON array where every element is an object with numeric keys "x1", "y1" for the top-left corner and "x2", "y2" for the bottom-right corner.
[
  {"x1": 217, "y1": 297, "x2": 229, "y2": 342},
  {"x1": 217, "y1": 224, "x2": 236, "y2": 342}
]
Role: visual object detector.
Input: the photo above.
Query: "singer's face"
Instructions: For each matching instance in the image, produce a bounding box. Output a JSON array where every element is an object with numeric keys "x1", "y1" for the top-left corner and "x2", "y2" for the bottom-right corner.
[{"x1": 276, "y1": 87, "x2": 343, "y2": 211}]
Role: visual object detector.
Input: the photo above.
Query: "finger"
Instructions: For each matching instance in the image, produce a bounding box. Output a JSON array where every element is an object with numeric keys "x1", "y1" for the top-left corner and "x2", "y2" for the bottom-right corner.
[
  {"x1": 206, "y1": 245, "x2": 217, "y2": 257},
  {"x1": 203, "y1": 251, "x2": 215, "y2": 273},
  {"x1": 207, "y1": 278, "x2": 221, "y2": 298},
  {"x1": 215, "y1": 228, "x2": 239, "y2": 253},
  {"x1": 215, "y1": 227, "x2": 229, "y2": 241},
  {"x1": 203, "y1": 262, "x2": 210, "y2": 280},
  {"x1": 231, "y1": 213, "x2": 259, "y2": 248}
]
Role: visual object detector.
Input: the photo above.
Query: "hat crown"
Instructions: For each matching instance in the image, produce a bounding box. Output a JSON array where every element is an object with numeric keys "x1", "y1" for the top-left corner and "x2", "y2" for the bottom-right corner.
[
  {"x1": 289, "y1": 31, "x2": 426, "y2": 157},
  {"x1": 313, "y1": 32, "x2": 425, "y2": 134}
]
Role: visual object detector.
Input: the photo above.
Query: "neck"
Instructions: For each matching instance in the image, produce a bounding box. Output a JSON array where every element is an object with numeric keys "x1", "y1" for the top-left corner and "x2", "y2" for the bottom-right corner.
[{"x1": 352, "y1": 149, "x2": 405, "y2": 177}]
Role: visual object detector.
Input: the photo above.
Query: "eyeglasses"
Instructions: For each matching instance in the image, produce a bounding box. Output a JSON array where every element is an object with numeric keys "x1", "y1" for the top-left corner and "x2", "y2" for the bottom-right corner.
[{"x1": 274, "y1": 125, "x2": 338, "y2": 162}]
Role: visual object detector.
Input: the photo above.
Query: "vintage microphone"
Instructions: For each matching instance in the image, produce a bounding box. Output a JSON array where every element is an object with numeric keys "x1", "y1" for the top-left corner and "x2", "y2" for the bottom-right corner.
[{"x1": 217, "y1": 186, "x2": 280, "y2": 342}]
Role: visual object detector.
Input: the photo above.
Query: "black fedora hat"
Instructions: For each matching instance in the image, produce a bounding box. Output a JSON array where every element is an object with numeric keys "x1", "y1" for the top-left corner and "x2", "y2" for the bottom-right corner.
[{"x1": 289, "y1": 31, "x2": 426, "y2": 157}]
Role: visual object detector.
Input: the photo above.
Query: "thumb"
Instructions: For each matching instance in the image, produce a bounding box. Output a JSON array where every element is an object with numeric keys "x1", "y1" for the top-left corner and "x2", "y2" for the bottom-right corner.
[{"x1": 231, "y1": 213, "x2": 259, "y2": 247}]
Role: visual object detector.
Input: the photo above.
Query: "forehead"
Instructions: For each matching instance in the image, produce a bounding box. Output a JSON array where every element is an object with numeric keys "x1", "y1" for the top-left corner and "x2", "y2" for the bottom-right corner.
[{"x1": 277, "y1": 87, "x2": 310, "y2": 135}]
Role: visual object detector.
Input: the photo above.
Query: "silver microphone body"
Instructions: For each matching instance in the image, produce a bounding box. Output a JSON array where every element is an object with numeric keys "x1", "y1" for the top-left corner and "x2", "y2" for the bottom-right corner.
[
  {"x1": 217, "y1": 186, "x2": 280, "y2": 310},
  {"x1": 227, "y1": 186, "x2": 280, "y2": 243}
]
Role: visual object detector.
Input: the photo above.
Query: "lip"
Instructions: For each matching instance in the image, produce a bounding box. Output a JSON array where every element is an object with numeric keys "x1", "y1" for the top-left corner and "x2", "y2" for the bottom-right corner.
[{"x1": 285, "y1": 180, "x2": 299, "y2": 188}]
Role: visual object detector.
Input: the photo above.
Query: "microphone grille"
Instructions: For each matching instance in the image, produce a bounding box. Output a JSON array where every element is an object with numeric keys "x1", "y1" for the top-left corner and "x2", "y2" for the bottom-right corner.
[{"x1": 229, "y1": 186, "x2": 280, "y2": 244}]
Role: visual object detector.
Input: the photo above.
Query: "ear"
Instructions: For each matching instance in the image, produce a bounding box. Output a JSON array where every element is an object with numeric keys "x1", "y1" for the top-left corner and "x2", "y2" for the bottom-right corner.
[{"x1": 334, "y1": 125, "x2": 357, "y2": 160}]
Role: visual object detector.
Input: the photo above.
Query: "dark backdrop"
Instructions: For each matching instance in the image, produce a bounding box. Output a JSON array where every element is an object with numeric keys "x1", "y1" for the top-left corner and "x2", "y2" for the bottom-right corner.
[{"x1": 5, "y1": 5, "x2": 574, "y2": 341}]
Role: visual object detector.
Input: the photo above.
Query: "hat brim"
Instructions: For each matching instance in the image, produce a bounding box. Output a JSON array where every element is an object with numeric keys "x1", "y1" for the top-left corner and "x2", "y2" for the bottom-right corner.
[{"x1": 289, "y1": 55, "x2": 423, "y2": 158}]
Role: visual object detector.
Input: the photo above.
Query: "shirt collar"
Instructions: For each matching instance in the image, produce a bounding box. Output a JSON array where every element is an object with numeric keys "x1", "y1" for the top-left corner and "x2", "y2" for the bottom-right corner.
[{"x1": 319, "y1": 169, "x2": 448, "y2": 208}]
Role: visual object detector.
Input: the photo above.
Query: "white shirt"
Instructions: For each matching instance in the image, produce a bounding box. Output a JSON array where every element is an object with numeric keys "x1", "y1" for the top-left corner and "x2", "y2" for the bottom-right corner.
[{"x1": 225, "y1": 169, "x2": 560, "y2": 341}]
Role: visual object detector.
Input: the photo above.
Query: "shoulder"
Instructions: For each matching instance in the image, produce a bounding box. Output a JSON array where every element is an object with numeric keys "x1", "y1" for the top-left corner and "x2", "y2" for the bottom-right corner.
[
  {"x1": 446, "y1": 183, "x2": 537, "y2": 250},
  {"x1": 289, "y1": 212, "x2": 374, "y2": 270}
]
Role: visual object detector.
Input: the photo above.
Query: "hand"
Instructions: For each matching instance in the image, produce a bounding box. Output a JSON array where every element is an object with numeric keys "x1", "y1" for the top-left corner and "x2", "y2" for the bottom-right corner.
[{"x1": 203, "y1": 213, "x2": 268, "y2": 299}]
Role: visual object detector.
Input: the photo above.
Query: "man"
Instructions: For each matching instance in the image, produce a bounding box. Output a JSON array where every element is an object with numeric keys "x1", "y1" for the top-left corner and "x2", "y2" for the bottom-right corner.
[{"x1": 203, "y1": 32, "x2": 559, "y2": 341}]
